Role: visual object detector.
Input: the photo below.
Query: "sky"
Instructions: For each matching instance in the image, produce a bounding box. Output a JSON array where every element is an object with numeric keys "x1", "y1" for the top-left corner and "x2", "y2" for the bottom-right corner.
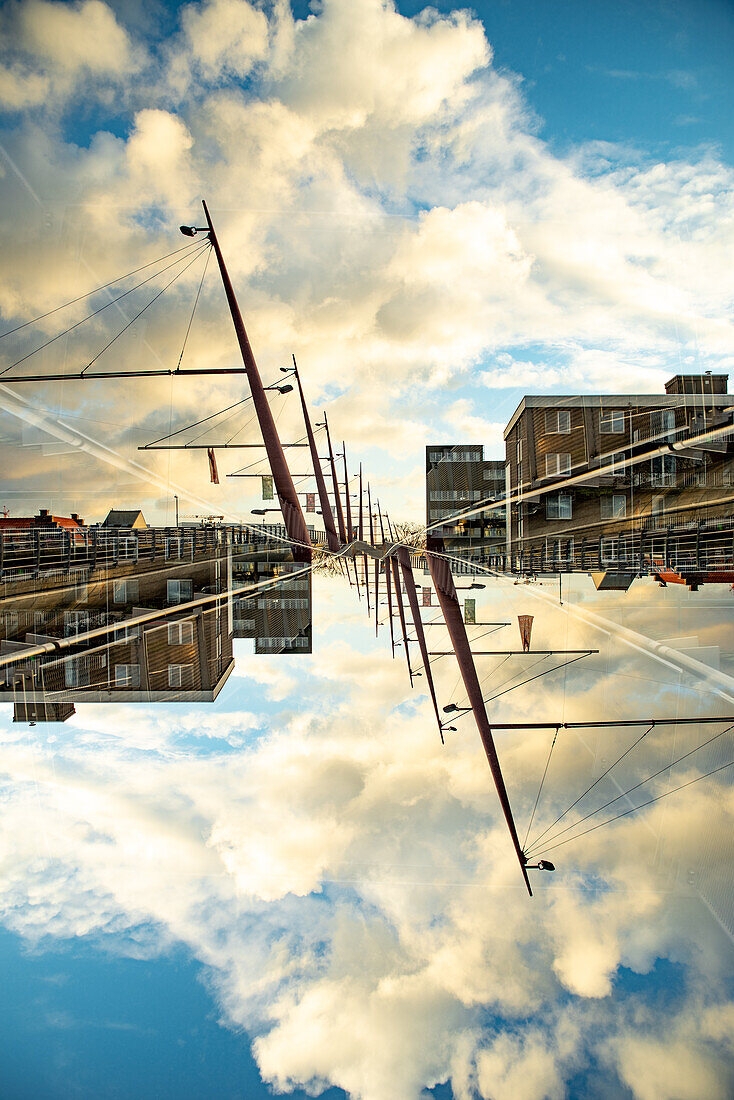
[
  {"x1": 0, "y1": 1, "x2": 734, "y2": 1098},
  {"x1": 0, "y1": 0, "x2": 733, "y2": 525}
]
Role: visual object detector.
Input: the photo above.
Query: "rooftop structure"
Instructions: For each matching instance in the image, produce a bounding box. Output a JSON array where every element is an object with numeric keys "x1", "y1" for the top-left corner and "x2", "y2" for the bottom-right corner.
[{"x1": 102, "y1": 509, "x2": 148, "y2": 528}]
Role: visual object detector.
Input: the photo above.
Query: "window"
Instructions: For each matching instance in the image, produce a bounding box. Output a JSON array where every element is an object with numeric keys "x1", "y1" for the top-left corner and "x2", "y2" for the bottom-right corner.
[
  {"x1": 428, "y1": 449, "x2": 482, "y2": 463},
  {"x1": 65, "y1": 658, "x2": 90, "y2": 688},
  {"x1": 600, "y1": 495, "x2": 627, "y2": 519},
  {"x1": 651, "y1": 455, "x2": 676, "y2": 487},
  {"x1": 650, "y1": 408, "x2": 676, "y2": 440},
  {"x1": 429, "y1": 490, "x2": 483, "y2": 501},
  {"x1": 600, "y1": 410, "x2": 625, "y2": 434},
  {"x1": 114, "y1": 663, "x2": 140, "y2": 688},
  {"x1": 168, "y1": 621, "x2": 194, "y2": 645},
  {"x1": 112, "y1": 579, "x2": 138, "y2": 604},
  {"x1": 545, "y1": 409, "x2": 571, "y2": 433},
  {"x1": 546, "y1": 493, "x2": 573, "y2": 520},
  {"x1": 168, "y1": 664, "x2": 188, "y2": 688},
  {"x1": 167, "y1": 578, "x2": 193, "y2": 604},
  {"x1": 601, "y1": 537, "x2": 618, "y2": 563},
  {"x1": 545, "y1": 453, "x2": 571, "y2": 477}
]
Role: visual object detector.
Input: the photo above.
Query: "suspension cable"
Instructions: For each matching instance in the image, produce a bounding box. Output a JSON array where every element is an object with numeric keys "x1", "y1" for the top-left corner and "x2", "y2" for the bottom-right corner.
[
  {"x1": 523, "y1": 726, "x2": 560, "y2": 851},
  {"x1": 175, "y1": 243, "x2": 212, "y2": 371},
  {"x1": 0, "y1": 240, "x2": 203, "y2": 341},
  {"x1": 0, "y1": 242, "x2": 209, "y2": 376},
  {"x1": 531, "y1": 758, "x2": 734, "y2": 858},
  {"x1": 526, "y1": 723, "x2": 734, "y2": 856},
  {"x1": 526, "y1": 722, "x2": 654, "y2": 853}
]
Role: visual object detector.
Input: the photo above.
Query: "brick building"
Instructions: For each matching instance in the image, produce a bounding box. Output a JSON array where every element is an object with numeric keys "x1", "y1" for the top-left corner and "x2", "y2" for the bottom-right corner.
[
  {"x1": 426, "y1": 445, "x2": 505, "y2": 567},
  {"x1": 502, "y1": 374, "x2": 733, "y2": 569}
]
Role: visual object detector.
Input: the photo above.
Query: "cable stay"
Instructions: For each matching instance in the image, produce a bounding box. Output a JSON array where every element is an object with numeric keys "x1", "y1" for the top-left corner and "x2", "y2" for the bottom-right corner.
[
  {"x1": 138, "y1": 378, "x2": 297, "y2": 451},
  {"x1": 526, "y1": 721, "x2": 655, "y2": 853},
  {"x1": 0, "y1": 240, "x2": 204, "y2": 341},
  {"x1": 523, "y1": 727, "x2": 559, "y2": 851},
  {"x1": 525, "y1": 722, "x2": 734, "y2": 858},
  {"x1": 1, "y1": 242, "x2": 231, "y2": 382},
  {"x1": 529, "y1": 756, "x2": 734, "y2": 859}
]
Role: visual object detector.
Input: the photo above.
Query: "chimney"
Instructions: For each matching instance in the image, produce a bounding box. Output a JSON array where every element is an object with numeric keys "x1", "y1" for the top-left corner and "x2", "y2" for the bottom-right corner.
[
  {"x1": 70, "y1": 513, "x2": 83, "y2": 525},
  {"x1": 39, "y1": 508, "x2": 49, "y2": 518}
]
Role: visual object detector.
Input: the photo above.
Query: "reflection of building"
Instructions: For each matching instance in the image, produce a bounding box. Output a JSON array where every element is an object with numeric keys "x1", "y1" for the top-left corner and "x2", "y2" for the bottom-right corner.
[
  {"x1": 0, "y1": 536, "x2": 234, "y2": 709},
  {"x1": 232, "y1": 524, "x2": 312, "y2": 654},
  {"x1": 501, "y1": 374, "x2": 734, "y2": 571},
  {"x1": 426, "y1": 445, "x2": 505, "y2": 568},
  {"x1": 0, "y1": 519, "x2": 315, "y2": 722},
  {"x1": 0, "y1": 523, "x2": 237, "y2": 717}
]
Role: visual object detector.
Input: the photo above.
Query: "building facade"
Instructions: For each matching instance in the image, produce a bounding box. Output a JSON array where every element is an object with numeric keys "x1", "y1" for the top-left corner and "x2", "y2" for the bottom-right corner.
[
  {"x1": 502, "y1": 374, "x2": 733, "y2": 571},
  {"x1": 426, "y1": 445, "x2": 505, "y2": 567}
]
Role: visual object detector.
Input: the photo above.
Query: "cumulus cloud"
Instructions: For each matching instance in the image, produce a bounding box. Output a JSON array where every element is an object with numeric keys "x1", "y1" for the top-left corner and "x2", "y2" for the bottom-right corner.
[
  {"x1": 0, "y1": 0, "x2": 732, "y2": 524},
  {"x1": 0, "y1": 577, "x2": 732, "y2": 1099},
  {"x1": 0, "y1": 0, "x2": 141, "y2": 109}
]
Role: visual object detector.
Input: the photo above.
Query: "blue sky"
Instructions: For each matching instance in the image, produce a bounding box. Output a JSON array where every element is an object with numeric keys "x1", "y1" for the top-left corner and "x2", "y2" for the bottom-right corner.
[{"x1": 1, "y1": 2, "x2": 734, "y2": 1098}]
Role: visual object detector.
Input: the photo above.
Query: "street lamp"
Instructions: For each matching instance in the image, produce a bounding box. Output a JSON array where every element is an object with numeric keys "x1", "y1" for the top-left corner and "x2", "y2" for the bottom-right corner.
[
  {"x1": 442, "y1": 703, "x2": 471, "y2": 714},
  {"x1": 265, "y1": 383, "x2": 294, "y2": 394},
  {"x1": 523, "y1": 860, "x2": 555, "y2": 872},
  {"x1": 179, "y1": 225, "x2": 210, "y2": 237},
  {"x1": 455, "y1": 583, "x2": 486, "y2": 590},
  {"x1": 251, "y1": 508, "x2": 282, "y2": 516}
]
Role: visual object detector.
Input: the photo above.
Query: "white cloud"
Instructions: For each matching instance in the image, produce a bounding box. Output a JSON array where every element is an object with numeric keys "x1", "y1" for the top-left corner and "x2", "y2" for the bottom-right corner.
[
  {"x1": 0, "y1": 579, "x2": 733, "y2": 1098},
  {"x1": 181, "y1": 0, "x2": 269, "y2": 81},
  {"x1": 0, "y1": 0, "x2": 141, "y2": 109}
]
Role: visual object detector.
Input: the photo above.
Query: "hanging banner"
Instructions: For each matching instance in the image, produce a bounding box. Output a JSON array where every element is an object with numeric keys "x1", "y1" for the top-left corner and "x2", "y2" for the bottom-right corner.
[
  {"x1": 261, "y1": 474, "x2": 274, "y2": 500},
  {"x1": 518, "y1": 614, "x2": 534, "y2": 652},
  {"x1": 422, "y1": 587, "x2": 432, "y2": 606},
  {"x1": 464, "y1": 598, "x2": 475, "y2": 624},
  {"x1": 207, "y1": 448, "x2": 219, "y2": 485},
  {"x1": 306, "y1": 493, "x2": 316, "y2": 513}
]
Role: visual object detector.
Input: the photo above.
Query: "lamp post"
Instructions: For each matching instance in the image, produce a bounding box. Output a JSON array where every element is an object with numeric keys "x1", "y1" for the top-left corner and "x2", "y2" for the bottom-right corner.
[{"x1": 181, "y1": 205, "x2": 311, "y2": 559}]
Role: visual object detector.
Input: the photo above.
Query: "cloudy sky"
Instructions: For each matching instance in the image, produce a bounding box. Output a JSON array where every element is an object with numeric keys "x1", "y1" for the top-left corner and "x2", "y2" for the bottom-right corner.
[
  {"x1": 0, "y1": 0, "x2": 733, "y2": 524},
  {"x1": 1, "y1": 1, "x2": 734, "y2": 1098}
]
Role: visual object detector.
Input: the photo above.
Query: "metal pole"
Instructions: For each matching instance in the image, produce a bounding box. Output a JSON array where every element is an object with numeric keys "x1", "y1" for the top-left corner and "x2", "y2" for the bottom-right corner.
[
  {"x1": 202, "y1": 200, "x2": 311, "y2": 561},
  {"x1": 395, "y1": 546, "x2": 444, "y2": 742},
  {"x1": 292, "y1": 357, "x2": 339, "y2": 552},
  {"x1": 324, "y1": 413, "x2": 346, "y2": 543},
  {"x1": 427, "y1": 547, "x2": 532, "y2": 895}
]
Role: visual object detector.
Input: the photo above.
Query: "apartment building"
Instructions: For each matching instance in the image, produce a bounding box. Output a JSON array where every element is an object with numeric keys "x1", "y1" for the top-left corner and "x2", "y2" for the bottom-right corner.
[
  {"x1": 231, "y1": 525, "x2": 312, "y2": 654},
  {"x1": 502, "y1": 374, "x2": 733, "y2": 567},
  {"x1": 0, "y1": 540, "x2": 234, "y2": 710},
  {"x1": 426, "y1": 445, "x2": 505, "y2": 566}
]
